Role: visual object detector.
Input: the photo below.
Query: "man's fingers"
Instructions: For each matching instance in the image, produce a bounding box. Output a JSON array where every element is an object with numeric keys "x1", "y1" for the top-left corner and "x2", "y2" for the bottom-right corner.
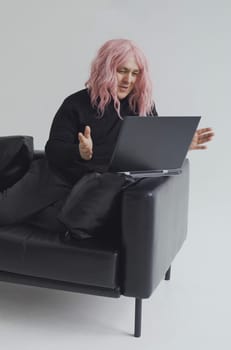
[
  {"x1": 78, "y1": 132, "x2": 85, "y2": 142},
  {"x1": 198, "y1": 133, "x2": 214, "y2": 144},
  {"x1": 197, "y1": 127, "x2": 212, "y2": 134},
  {"x1": 197, "y1": 128, "x2": 214, "y2": 135},
  {"x1": 196, "y1": 145, "x2": 207, "y2": 149},
  {"x1": 78, "y1": 126, "x2": 93, "y2": 160},
  {"x1": 199, "y1": 132, "x2": 214, "y2": 139},
  {"x1": 78, "y1": 132, "x2": 89, "y2": 147},
  {"x1": 80, "y1": 148, "x2": 93, "y2": 159},
  {"x1": 78, "y1": 126, "x2": 92, "y2": 142},
  {"x1": 84, "y1": 126, "x2": 91, "y2": 138},
  {"x1": 80, "y1": 145, "x2": 93, "y2": 154}
]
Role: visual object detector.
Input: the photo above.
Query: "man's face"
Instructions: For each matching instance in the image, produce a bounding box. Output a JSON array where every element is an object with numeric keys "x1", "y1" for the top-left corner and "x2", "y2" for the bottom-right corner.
[{"x1": 116, "y1": 56, "x2": 140, "y2": 99}]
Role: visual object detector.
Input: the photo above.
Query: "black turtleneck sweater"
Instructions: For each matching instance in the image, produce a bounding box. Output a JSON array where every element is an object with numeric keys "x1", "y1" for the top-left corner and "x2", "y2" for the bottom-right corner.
[{"x1": 45, "y1": 89, "x2": 158, "y2": 186}]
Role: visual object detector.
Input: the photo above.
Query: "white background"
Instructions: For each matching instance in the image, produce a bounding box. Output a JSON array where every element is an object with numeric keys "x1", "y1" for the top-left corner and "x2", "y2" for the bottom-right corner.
[{"x1": 0, "y1": 0, "x2": 230, "y2": 349}]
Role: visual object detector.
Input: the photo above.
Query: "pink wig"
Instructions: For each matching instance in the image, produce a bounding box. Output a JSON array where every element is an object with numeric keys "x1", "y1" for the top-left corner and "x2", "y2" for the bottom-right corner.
[{"x1": 85, "y1": 39, "x2": 154, "y2": 118}]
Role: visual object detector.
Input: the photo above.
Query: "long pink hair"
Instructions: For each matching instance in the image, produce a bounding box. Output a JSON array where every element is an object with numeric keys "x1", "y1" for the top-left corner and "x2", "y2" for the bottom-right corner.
[{"x1": 85, "y1": 39, "x2": 154, "y2": 118}]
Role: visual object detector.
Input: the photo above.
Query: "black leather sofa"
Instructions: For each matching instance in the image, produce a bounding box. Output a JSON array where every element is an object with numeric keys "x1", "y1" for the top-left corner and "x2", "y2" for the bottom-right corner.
[{"x1": 0, "y1": 136, "x2": 190, "y2": 337}]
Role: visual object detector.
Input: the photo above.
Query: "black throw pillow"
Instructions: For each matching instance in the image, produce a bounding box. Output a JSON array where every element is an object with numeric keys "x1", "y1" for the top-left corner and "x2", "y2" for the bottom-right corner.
[
  {"x1": 0, "y1": 135, "x2": 34, "y2": 191},
  {"x1": 58, "y1": 172, "x2": 136, "y2": 239}
]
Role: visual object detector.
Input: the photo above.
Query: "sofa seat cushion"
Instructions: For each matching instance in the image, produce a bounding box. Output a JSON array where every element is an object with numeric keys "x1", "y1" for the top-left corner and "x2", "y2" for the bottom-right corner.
[{"x1": 0, "y1": 224, "x2": 120, "y2": 289}]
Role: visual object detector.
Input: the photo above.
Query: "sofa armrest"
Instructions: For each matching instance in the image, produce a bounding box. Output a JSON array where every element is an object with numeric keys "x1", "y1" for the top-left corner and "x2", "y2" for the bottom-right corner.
[{"x1": 121, "y1": 159, "x2": 190, "y2": 298}]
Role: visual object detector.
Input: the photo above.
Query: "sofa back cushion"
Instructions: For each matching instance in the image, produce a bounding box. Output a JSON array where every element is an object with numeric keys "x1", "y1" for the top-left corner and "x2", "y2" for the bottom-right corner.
[{"x1": 0, "y1": 136, "x2": 34, "y2": 191}]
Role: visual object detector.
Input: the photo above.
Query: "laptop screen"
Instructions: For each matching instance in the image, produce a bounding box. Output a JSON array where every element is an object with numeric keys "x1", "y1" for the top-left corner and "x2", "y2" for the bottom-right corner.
[{"x1": 109, "y1": 116, "x2": 200, "y2": 172}]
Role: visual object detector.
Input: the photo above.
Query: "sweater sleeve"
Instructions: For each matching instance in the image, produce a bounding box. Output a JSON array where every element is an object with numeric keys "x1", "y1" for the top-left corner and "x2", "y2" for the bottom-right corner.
[{"x1": 45, "y1": 100, "x2": 91, "y2": 184}]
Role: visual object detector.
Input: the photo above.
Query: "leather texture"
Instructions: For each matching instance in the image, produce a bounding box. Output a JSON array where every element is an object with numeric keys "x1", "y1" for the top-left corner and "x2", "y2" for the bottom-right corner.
[
  {"x1": 0, "y1": 224, "x2": 119, "y2": 289},
  {"x1": 0, "y1": 145, "x2": 190, "y2": 300},
  {"x1": 121, "y1": 160, "x2": 190, "y2": 298},
  {"x1": 0, "y1": 270, "x2": 121, "y2": 298},
  {"x1": 0, "y1": 136, "x2": 34, "y2": 191}
]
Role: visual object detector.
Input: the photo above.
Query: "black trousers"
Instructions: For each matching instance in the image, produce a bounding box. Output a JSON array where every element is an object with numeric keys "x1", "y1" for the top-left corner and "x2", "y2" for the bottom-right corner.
[
  {"x1": 0, "y1": 158, "x2": 71, "y2": 232},
  {"x1": 0, "y1": 158, "x2": 137, "y2": 235}
]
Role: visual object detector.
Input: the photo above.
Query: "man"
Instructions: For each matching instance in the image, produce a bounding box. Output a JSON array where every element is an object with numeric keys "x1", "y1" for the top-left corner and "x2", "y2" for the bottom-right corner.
[
  {"x1": 45, "y1": 38, "x2": 214, "y2": 186},
  {"x1": 44, "y1": 38, "x2": 214, "y2": 239},
  {"x1": 0, "y1": 38, "x2": 214, "y2": 236}
]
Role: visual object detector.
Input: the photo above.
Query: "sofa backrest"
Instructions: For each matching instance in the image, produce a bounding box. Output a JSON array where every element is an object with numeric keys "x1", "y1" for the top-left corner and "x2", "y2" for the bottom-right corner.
[{"x1": 0, "y1": 136, "x2": 34, "y2": 191}]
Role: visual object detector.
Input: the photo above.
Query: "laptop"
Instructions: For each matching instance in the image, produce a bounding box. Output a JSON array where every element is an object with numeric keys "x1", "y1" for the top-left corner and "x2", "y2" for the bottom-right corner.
[{"x1": 108, "y1": 116, "x2": 201, "y2": 177}]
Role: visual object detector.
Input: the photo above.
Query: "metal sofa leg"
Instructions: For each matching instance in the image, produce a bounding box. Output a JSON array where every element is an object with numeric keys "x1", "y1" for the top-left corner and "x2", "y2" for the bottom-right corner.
[
  {"x1": 134, "y1": 298, "x2": 142, "y2": 337},
  {"x1": 165, "y1": 265, "x2": 171, "y2": 280}
]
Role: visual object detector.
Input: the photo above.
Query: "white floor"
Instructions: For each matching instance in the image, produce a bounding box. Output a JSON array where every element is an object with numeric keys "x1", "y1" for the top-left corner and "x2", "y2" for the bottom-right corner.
[{"x1": 0, "y1": 185, "x2": 230, "y2": 350}]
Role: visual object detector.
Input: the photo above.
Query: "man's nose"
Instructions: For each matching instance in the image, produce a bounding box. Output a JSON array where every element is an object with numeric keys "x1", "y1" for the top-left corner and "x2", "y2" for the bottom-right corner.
[{"x1": 123, "y1": 73, "x2": 132, "y2": 84}]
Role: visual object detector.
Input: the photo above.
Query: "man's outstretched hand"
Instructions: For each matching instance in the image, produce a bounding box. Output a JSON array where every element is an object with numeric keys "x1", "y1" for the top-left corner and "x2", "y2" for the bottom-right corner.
[
  {"x1": 78, "y1": 125, "x2": 214, "y2": 159},
  {"x1": 189, "y1": 127, "x2": 214, "y2": 150},
  {"x1": 78, "y1": 126, "x2": 93, "y2": 160}
]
